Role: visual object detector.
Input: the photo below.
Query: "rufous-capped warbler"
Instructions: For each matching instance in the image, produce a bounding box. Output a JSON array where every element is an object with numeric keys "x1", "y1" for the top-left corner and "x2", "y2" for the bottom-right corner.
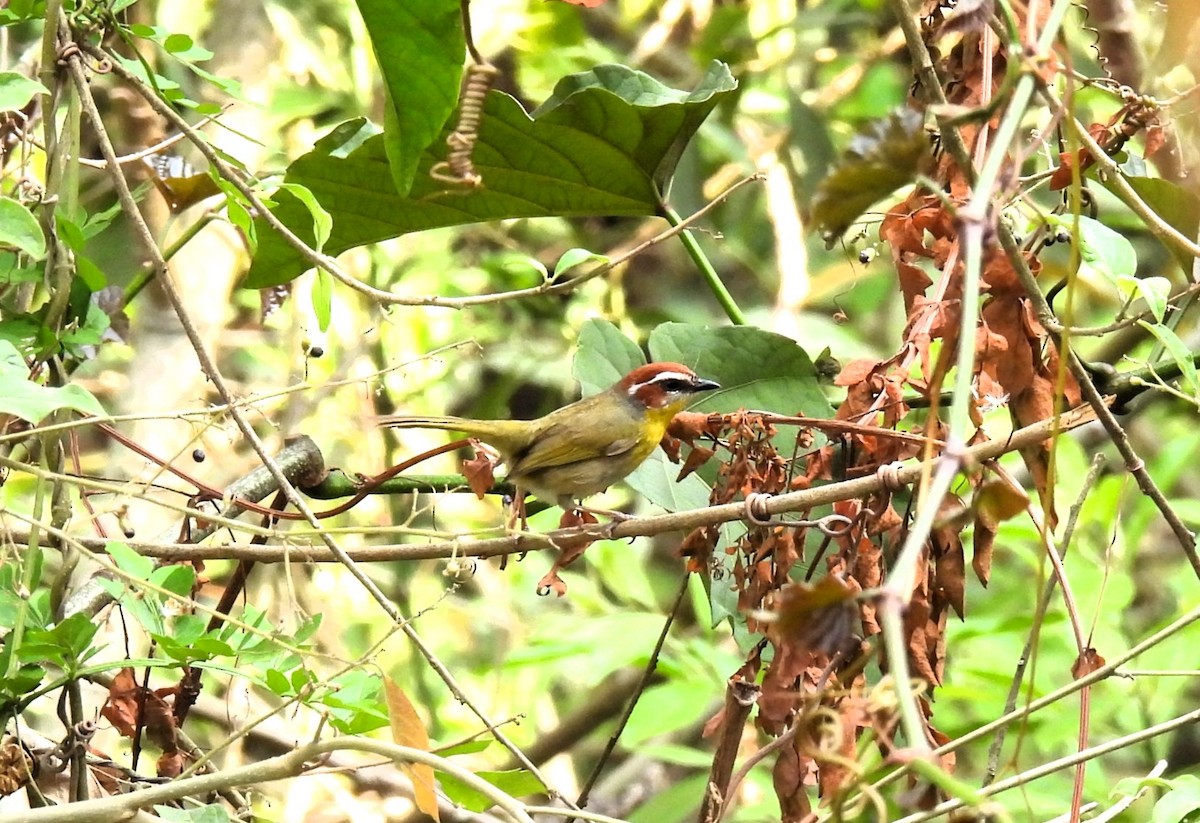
[{"x1": 378, "y1": 362, "x2": 720, "y2": 511}]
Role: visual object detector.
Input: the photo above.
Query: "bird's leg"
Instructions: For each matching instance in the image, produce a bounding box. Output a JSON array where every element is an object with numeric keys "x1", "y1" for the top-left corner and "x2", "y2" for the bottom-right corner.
[
  {"x1": 571, "y1": 503, "x2": 633, "y2": 523},
  {"x1": 559, "y1": 497, "x2": 633, "y2": 539},
  {"x1": 504, "y1": 489, "x2": 530, "y2": 532}
]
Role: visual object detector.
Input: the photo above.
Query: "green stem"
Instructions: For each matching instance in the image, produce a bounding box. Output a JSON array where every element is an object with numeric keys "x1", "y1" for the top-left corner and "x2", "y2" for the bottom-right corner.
[
  {"x1": 661, "y1": 204, "x2": 746, "y2": 325},
  {"x1": 118, "y1": 212, "x2": 216, "y2": 312},
  {"x1": 4, "y1": 447, "x2": 49, "y2": 682}
]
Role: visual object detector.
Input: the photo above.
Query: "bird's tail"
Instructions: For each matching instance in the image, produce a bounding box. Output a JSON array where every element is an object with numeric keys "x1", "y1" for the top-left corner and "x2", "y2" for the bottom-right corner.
[{"x1": 376, "y1": 414, "x2": 477, "y2": 432}]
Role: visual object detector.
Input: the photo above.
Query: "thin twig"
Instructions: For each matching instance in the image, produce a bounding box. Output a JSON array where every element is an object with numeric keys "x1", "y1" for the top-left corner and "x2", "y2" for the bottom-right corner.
[
  {"x1": 62, "y1": 41, "x2": 567, "y2": 805},
  {"x1": 892, "y1": 708, "x2": 1200, "y2": 823},
  {"x1": 862, "y1": 599, "x2": 1200, "y2": 799},
  {"x1": 983, "y1": 454, "x2": 1105, "y2": 785},
  {"x1": 83, "y1": 40, "x2": 762, "y2": 311},
  {"x1": 4, "y1": 400, "x2": 1101, "y2": 565},
  {"x1": 0, "y1": 736, "x2": 536, "y2": 823},
  {"x1": 571, "y1": 573, "x2": 691, "y2": 817}
]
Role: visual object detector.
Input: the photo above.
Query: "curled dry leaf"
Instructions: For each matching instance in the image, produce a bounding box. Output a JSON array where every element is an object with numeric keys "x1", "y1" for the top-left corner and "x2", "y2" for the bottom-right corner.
[
  {"x1": 461, "y1": 443, "x2": 498, "y2": 499},
  {"x1": 667, "y1": 410, "x2": 723, "y2": 444},
  {"x1": 100, "y1": 668, "x2": 185, "y2": 777},
  {"x1": 1071, "y1": 648, "x2": 1106, "y2": 680},
  {"x1": 774, "y1": 734, "x2": 815, "y2": 820},
  {"x1": 677, "y1": 445, "x2": 716, "y2": 481},
  {"x1": 769, "y1": 576, "x2": 860, "y2": 655},
  {"x1": 534, "y1": 509, "x2": 600, "y2": 596},
  {"x1": 384, "y1": 676, "x2": 440, "y2": 821},
  {"x1": 0, "y1": 738, "x2": 32, "y2": 798}
]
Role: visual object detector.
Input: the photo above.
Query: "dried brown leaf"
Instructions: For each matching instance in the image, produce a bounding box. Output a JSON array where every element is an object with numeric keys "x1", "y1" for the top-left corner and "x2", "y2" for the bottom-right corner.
[
  {"x1": 834, "y1": 358, "x2": 881, "y2": 387},
  {"x1": 384, "y1": 676, "x2": 440, "y2": 821},
  {"x1": 971, "y1": 513, "x2": 995, "y2": 587},
  {"x1": 0, "y1": 739, "x2": 32, "y2": 798},
  {"x1": 667, "y1": 411, "x2": 722, "y2": 443},
  {"x1": 769, "y1": 576, "x2": 860, "y2": 656},
  {"x1": 101, "y1": 668, "x2": 179, "y2": 754},
  {"x1": 461, "y1": 446, "x2": 497, "y2": 499},
  {"x1": 774, "y1": 735, "x2": 813, "y2": 822},
  {"x1": 677, "y1": 445, "x2": 716, "y2": 481},
  {"x1": 1072, "y1": 648, "x2": 1106, "y2": 679}
]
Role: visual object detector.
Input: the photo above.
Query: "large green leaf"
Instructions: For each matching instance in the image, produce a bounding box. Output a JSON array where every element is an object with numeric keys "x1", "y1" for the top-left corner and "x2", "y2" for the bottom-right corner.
[
  {"x1": 0, "y1": 71, "x2": 47, "y2": 113},
  {"x1": 648, "y1": 323, "x2": 834, "y2": 420},
  {"x1": 0, "y1": 197, "x2": 45, "y2": 259},
  {"x1": 244, "y1": 62, "x2": 737, "y2": 289},
  {"x1": 570, "y1": 321, "x2": 830, "y2": 514},
  {"x1": 1103, "y1": 174, "x2": 1200, "y2": 278},
  {"x1": 533, "y1": 63, "x2": 736, "y2": 191},
  {"x1": 355, "y1": 0, "x2": 463, "y2": 196},
  {"x1": 573, "y1": 318, "x2": 646, "y2": 395},
  {"x1": 0, "y1": 339, "x2": 105, "y2": 422}
]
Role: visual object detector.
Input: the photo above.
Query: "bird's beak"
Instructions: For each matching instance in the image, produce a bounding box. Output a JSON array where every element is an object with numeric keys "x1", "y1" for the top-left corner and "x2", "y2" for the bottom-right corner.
[{"x1": 693, "y1": 378, "x2": 721, "y2": 392}]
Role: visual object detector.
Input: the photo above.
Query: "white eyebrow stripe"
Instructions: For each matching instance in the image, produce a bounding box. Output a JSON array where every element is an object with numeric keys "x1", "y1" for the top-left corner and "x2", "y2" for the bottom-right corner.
[
  {"x1": 649, "y1": 371, "x2": 694, "y2": 383},
  {"x1": 627, "y1": 371, "x2": 695, "y2": 393}
]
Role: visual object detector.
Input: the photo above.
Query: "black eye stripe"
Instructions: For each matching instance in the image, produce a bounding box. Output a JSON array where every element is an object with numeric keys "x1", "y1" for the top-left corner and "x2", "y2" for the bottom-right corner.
[{"x1": 627, "y1": 372, "x2": 694, "y2": 394}]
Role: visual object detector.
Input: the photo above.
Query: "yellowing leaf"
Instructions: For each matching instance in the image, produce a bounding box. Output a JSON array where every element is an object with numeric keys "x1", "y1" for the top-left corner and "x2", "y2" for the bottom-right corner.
[
  {"x1": 975, "y1": 478, "x2": 1029, "y2": 528},
  {"x1": 384, "y1": 676, "x2": 440, "y2": 821}
]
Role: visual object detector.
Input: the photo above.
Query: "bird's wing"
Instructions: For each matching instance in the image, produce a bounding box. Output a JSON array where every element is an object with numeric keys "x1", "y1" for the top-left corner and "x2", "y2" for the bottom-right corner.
[{"x1": 509, "y1": 423, "x2": 638, "y2": 476}]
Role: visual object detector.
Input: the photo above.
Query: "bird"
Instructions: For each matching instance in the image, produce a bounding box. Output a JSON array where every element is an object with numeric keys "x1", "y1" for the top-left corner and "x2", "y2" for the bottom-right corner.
[{"x1": 378, "y1": 362, "x2": 720, "y2": 513}]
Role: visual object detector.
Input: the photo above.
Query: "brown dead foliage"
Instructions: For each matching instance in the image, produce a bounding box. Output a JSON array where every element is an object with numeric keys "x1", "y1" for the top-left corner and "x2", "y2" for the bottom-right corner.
[
  {"x1": 536, "y1": 508, "x2": 600, "y2": 596},
  {"x1": 680, "y1": 1, "x2": 1090, "y2": 815},
  {"x1": 461, "y1": 443, "x2": 498, "y2": 499},
  {"x1": 101, "y1": 668, "x2": 187, "y2": 777}
]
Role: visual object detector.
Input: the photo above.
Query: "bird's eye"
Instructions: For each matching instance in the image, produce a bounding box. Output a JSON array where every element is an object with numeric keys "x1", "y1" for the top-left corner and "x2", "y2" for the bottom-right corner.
[{"x1": 659, "y1": 378, "x2": 688, "y2": 392}]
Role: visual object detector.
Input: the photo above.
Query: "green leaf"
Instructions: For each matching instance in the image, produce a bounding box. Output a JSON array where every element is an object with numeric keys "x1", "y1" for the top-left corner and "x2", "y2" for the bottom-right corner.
[
  {"x1": 554, "y1": 247, "x2": 608, "y2": 278},
  {"x1": 278, "y1": 183, "x2": 332, "y2": 252},
  {"x1": 1153, "y1": 775, "x2": 1200, "y2": 823},
  {"x1": 436, "y1": 738, "x2": 492, "y2": 757},
  {"x1": 59, "y1": 302, "x2": 111, "y2": 350},
  {"x1": 355, "y1": 0, "x2": 464, "y2": 196},
  {"x1": 264, "y1": 668, "x2": 292, "y2": 696},
  {"x1": 0, "y1": 71, "x2": 47, "y2": 112},
  {"x1": 153, "y1": 803, "x2": 233, "y2": 823},
  {"x1": 573, "y1": 318, "x2": 645, "y2": 395},
  {"x1": 149, "y1": 564, "x2": 196, "y2": 598},
  {"x1": 18, "y1": 612, "x2": 98, "y2": 669},
  {"x1": 312, "y1": 269, "x2": 332, "y2": 333},
  {"x1": 648, "y1": 323, "x2": 834, "y2": 420},
  {"x1": 105, "y1": 540, "x2": 154, "y2": 581},
  {"x1": 625, "y1": 450, "x2": 712, "y2": 513},
  {"x1": 162, "y1": 33, "x2": 195, "y2": 55},
  {"x1": 0, "y1": 252, "x2": 41, "y2": 285},
  {"x1": 245, "y1": 63, "x2": 737, "y2": 289},
  {"x1": 0, "y1": 196, "x2": 45, "y2": 258},
  {"x1": 439, "y1": 769, "x2": 546, "y2": 812},
  {"x1": 0, "y1": 340, "x2": 105, "y2": 422},
  {"x1": 225, "y1": 195, "x2": 257, "y2": 254},
  {"x1": 1116, "y1": 274, "x2": 1169, "y2": 322},
  {"x1": 1138, "y1": 320, "x2": 1200, "y2": 400},
  {"x1": 1102, "y1": 174, "x2": 1200, "y2": 277},
  {"x1": 533, "y1": 62, "x2": 738, "y2": 191},
  {"x1": 1063, "y1": 214, "x2": 1137, "y2": 285}
]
